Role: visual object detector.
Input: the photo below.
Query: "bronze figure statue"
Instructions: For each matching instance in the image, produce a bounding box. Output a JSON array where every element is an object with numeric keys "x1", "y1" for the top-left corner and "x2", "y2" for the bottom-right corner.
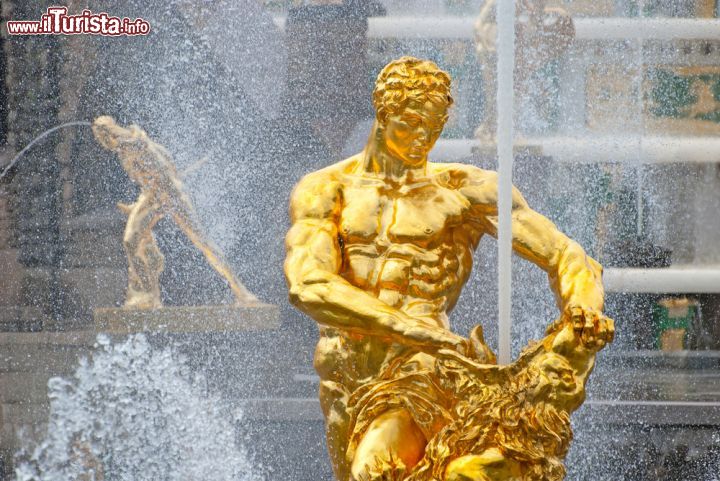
[
  {"x1": 92, "y1": 116, "x2": 256, "y2": 308},
  {"x1": 285, "y1": 57, "x2": 613, "y2": 481}
]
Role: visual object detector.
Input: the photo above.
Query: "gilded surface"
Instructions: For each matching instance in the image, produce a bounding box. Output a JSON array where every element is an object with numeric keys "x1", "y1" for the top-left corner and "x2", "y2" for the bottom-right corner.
[
  {"x1": 285, "y1": 57, "x2": 613, "y2": 481},
  {"x1": 92, "y1": 116, "x2": 256, "y2": 308}
]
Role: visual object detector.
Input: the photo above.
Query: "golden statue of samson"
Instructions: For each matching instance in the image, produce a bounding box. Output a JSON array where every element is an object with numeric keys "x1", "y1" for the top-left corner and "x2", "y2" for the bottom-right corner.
[
  {"x1": 92, "y1": 116, "x2": 257, "y2": 308},
  {"x1": 284, "y1": 57, "x2": 613, "y2": 481}
]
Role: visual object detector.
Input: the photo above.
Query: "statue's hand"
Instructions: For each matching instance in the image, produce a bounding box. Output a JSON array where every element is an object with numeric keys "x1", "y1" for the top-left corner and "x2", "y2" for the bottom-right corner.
[
  {"x1": 558, "y1": 305, "x2": 615, "y2": 351},
  {"x1": 408, "y1": 324, "x2": 469, "y2": 355},
  {"x1": 117, "y1": 201, "x2": 135, "y2": 216},
  {"x1": 421, "y1": 326, "x2": 497, "y2": 366}
]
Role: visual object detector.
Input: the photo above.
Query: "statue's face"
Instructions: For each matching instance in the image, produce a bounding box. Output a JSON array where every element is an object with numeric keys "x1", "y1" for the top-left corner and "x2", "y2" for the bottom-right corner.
[
  {"x1": 382, "y1": 99, "x2": 447, "y2": 166},
  {"x1": 92, "y1": 120, "x2": 143, "y2": 156},
  {"x1": 92, "y1": 117, "x2": 121, "y2": 150},
  {"x1": 529, "y1": 353, "x2": 580, "y2": 407}
]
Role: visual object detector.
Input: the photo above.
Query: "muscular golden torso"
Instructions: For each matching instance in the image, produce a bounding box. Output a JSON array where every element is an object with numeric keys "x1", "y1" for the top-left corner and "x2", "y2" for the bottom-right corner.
[
  {"x1": 288, "y1": 152, "x2": 603, "y2": 392},
  {"x1": 339, "y1": 167, "x2": 477, "y2": 322},
  {"x1": 122, "y1": 147, "x2": 185, "y2": 206},
  {"x1": 286, "y1": 146, "x2": 605, "y2": 481},
  {"x1": 313, "y1": 156, "x2": 485, "y2": 385}
]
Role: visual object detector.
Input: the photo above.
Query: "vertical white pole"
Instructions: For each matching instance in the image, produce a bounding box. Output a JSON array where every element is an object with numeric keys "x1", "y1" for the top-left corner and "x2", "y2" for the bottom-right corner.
[
  {"x1": 496, "y1": 0, "x2": 515, "y2": 365},
  {"x1": 636, "y1": 0, "x2": 645, "y2": 238}
]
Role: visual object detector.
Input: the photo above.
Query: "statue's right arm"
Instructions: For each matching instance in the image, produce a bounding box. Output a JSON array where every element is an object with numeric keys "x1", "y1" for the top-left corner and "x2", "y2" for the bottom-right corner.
[{"x1": 284, "y1": 173, "x2": 467, "y2": 352}]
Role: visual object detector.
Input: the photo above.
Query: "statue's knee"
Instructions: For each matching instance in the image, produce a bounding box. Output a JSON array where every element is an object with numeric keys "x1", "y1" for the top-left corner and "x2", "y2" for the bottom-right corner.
[
  {"x1": 351, "y1": 409, "x2": 425, "y2": 477},
  {"x1": 144, "y1": 243, "x2": 164, "y2": 267},
  {"x1": 351, "y1": 454, "x2": 407, "y2": 481}
]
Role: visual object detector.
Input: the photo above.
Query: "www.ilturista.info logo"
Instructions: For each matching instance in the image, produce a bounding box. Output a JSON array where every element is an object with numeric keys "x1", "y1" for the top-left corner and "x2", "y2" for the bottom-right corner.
[{"x1": 6, "y1": 7, "x2": 150, "y2": 36}]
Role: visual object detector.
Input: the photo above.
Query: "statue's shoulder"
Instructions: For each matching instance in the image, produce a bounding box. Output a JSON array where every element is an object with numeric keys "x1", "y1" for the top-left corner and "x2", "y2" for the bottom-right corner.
[
  {"x1": 429, "y1": 162, "x2": 497, "y2": 188},
  {"x1": 291, "y1": 156, "x2": 358, "y2": 219},
  {"x1": 295, "y1": 156, "x2": 359, "y2": 192}
]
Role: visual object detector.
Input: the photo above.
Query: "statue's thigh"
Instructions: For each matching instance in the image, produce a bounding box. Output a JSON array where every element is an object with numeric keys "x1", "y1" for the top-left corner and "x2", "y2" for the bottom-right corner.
[
  {"x1": 350, "y1": 408, "x2": 426, "y2": 479},
  {"x1": 318, "y1": 381, "x2": 352, "y2": 481},
  {"x1": 124, "y1": 203, "x2": 161, "y2": 245}
]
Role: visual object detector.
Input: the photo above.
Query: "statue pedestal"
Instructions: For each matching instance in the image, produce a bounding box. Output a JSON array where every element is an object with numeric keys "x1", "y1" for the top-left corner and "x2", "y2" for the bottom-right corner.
[{"x1": 93, "y1": 304, "x2": 280, "y2": 334}]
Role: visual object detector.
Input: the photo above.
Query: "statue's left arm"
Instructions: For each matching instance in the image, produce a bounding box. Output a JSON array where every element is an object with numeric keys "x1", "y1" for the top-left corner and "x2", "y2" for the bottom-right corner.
[{"x1": 457, "y1": 167, "x2": 604, "y2": 316}]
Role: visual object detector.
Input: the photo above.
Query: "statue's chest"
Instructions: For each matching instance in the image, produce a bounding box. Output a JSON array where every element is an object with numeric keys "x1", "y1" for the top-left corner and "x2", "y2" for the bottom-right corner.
[{"x1": 339, "y1": 184, "x2": 469, "y2": 245}]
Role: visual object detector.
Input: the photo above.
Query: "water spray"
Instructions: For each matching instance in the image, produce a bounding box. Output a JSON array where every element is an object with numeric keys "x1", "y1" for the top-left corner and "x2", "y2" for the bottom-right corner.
[{"x1": 0, "y1": 121, "x2": 92, "y2": 182}]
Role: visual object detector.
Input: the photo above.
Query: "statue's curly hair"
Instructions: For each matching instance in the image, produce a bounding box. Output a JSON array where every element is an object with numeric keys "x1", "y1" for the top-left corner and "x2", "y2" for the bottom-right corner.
[{"x1": 372, "y1": 56, "x2": 454, "y2": 124}]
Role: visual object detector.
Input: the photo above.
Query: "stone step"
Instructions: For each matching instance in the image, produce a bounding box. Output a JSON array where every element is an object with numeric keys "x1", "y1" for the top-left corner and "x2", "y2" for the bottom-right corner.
[
  {"x1": 604, "y1": 349, "x2": 720, "y2": 369},
  {"x1": 1, "y1": 402, "x2": 49, "y2": 434},
  {"x1": 0, "y1": 373, "x2": 53, "y2": 404},
  {"x1": 94, "y1": 304, "x2": 280, "y2": 334},
  {"x1": 0, "y1": 331, "x2": 98, "y2": 348},
  {"x1": 0, "y1": 345, "x2": 89, "y2": 374}
]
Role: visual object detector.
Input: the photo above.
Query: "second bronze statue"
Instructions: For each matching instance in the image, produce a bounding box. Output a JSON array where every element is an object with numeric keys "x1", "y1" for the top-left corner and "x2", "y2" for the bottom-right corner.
[{"x1": 92, "y1": 116, "x2": 257, "y2": 308}]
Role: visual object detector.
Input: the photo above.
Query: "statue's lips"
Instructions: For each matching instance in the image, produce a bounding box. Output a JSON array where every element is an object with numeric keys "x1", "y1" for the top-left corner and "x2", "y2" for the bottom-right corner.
[{"x1": 409, "y1": 145, "x2": 428, "y2": 156}]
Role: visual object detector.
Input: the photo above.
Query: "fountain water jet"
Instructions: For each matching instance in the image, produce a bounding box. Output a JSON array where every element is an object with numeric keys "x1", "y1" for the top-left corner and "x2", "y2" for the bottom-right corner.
[
  {"x1": 0, "y1": 122, "x2": 92, "y2": 181},
  {"x1": 496, "y1": 0, "x2": 515, "y2": 366},
  {"x1": 14, "y1": 334, "x2": 263, "y2": 481}
]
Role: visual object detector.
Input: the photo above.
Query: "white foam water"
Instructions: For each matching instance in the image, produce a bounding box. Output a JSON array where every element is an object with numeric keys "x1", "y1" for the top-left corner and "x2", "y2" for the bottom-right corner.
[{"x1": 14, "y1": 334, "x2": 263, "y2": 481}]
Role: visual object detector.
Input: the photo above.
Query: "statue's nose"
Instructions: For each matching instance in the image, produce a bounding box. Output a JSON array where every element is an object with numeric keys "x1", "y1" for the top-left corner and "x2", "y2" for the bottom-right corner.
[{"x1": 417, "y1": 127, "x2": 429, "y2": 142}]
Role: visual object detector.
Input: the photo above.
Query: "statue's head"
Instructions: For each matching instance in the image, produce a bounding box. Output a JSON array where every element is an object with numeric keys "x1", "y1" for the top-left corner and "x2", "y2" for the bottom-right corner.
[
  {"x1": 92, "y1": 116, "x2": 145, "y2": 155},
  {"x1": 527, "y1": 352, "x2": 583, "y2": 410},
  {"x1": 373, "y1": 57, "x2": 454, "y2": 165}
]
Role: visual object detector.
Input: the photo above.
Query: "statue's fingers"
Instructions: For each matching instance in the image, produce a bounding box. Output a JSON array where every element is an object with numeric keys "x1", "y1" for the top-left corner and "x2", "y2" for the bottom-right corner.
[
  {"x1": 587, "y1": 312, "x2": 598, "y2": 348},
  {"x1": 604, "y1": 316, "x2": 616, "y2": 343},
  {"x1": 569, "y1": 306, "x2": 584, "y2": 333},
  {"x1": 582, "y1": 311, "x2": 597, "y2": 346}
]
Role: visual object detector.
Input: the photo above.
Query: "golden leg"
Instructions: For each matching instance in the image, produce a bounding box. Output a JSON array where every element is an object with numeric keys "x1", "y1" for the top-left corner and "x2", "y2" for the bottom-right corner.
[
  {"x1": 122, "y1": 195, "x2": 162, "y2": 308},
  {"x1": 350, "y1": 408, "x2": 426, "y2": 481},
  {"x1": 139, "y1": 233, "x2": 164, "y2": 307},
  {"x1": 319, "y1": 380, "x2": 352, "y2": 481},
  {"x1": 170, "y1": 204, "x2": 256, "y2": 304}
]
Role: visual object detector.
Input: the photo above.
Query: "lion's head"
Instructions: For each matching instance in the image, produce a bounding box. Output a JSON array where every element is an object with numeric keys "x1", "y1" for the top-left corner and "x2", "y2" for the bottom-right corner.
[{"x1": 409, "y1": 350, "x2": 576, "y2": 481}]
